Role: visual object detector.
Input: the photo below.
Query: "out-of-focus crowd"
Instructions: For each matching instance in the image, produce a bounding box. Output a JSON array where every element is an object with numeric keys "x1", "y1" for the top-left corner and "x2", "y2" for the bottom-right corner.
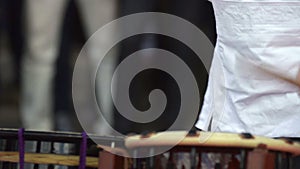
[{"x1": 0, "y1": 0, "x2": 216, "y2": 133}]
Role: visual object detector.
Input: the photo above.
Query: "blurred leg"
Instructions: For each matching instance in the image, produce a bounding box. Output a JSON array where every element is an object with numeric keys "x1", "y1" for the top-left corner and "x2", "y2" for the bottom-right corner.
[
  {"x1": 54, "y1": 0, "x2": 84, "y2": 131},
  {"x1": 114, "y1": 0, "x2": 160, "y2": 134},
  {"x1": 21, "y1": 0, "x2": 67, "y2": 130},
  {"x1": 7, "y1": 0, "x2": 24, "y2": 87},
  {"x1": 76, "y1": 0, "x2": 118, "y2": 134}
]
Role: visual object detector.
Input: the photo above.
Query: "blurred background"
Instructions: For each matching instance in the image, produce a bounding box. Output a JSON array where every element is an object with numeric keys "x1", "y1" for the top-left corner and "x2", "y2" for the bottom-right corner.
[{"x1": 0, "y1": 0, "x2": 216, "y2": 133}]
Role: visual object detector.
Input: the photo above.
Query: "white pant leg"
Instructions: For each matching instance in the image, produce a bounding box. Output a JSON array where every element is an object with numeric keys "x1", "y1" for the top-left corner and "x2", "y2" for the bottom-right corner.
[
  {"x1": 21, "y1": 0, "x2": 67, "y2": 130},
  {"x1": 76, "y1": 0, "x2": 118, "y2": 134}
]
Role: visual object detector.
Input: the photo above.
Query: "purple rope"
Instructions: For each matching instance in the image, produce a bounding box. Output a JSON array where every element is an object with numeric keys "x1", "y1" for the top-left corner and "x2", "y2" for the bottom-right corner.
[
  {"x1": 18, "y1": 128, "x2": 25, "y2": 169},
  {"x1": 79, "y1": 132, "x2": 87, "y2": 169}
]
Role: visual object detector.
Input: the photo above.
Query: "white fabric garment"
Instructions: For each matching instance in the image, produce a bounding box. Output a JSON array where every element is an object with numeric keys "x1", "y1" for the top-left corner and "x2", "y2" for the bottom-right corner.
[{"x1": 196, "y1": 0, "x2": 300, "y2": 137}]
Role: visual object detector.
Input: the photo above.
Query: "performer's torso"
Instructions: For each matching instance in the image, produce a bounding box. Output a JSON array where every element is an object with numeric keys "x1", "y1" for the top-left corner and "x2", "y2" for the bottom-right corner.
[{"x1": 196, "y1": 0, "x2": 300, "y2": 137}]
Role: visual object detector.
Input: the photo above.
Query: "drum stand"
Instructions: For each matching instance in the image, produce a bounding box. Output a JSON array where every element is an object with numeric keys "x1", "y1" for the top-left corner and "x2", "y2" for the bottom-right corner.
[{"x1": 125, "y1": 131, "x2": 300, "y2": 169}]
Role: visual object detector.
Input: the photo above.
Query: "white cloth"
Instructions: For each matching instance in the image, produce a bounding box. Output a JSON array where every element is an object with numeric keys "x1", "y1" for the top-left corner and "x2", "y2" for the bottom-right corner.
[{"x1": 196, "y1": 0, "x2": 300, "y2": 137}]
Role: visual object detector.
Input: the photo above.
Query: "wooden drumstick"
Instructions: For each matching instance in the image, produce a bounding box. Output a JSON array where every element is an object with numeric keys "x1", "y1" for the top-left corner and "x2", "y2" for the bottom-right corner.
[
  {"x1": 237, "y1": 56, "x2": 300, "y2": 87},
  {"x1": 257, "y1": 63, "x2": 300, "y2": 87},
  {"x1": 259, "y1": 64, "x2": 300, "y2": 87},
  {"x1": 296, "y1": 70, "x2": 300, "y2": 86}
]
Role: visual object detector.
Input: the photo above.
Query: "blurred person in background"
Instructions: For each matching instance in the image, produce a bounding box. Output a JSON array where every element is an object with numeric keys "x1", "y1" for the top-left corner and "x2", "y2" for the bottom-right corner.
[
  {"x1": 116, "y1": 0, "x2": 215, "y2": 136},
  {"x1": 21, "y1": 0, "x2": 117, "y2": 131},
  {"x1": 0, "y1": 0, "x2": 23, "y2": 100},
  {"x1": 116, "y1": 1, "x2": 215, "y2": 168},
  {"x1": 0, "y1": 0, "x2": 23, "y2": 130}
]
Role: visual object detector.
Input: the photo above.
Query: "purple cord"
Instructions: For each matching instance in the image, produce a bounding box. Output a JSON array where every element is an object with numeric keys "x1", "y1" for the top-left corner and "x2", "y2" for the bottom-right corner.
[
  {"x1": 79, "y1": 132, "x2": 87, "y2": 169},
  {"x1": 18, "y1": 128, "x2": 25, "y2": 169}
]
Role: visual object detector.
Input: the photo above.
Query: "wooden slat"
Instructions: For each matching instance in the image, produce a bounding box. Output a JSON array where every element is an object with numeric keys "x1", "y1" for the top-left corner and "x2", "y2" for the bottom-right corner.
[{"x1": 0, "y1": 151, "x2": 98, "y2": 168}]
